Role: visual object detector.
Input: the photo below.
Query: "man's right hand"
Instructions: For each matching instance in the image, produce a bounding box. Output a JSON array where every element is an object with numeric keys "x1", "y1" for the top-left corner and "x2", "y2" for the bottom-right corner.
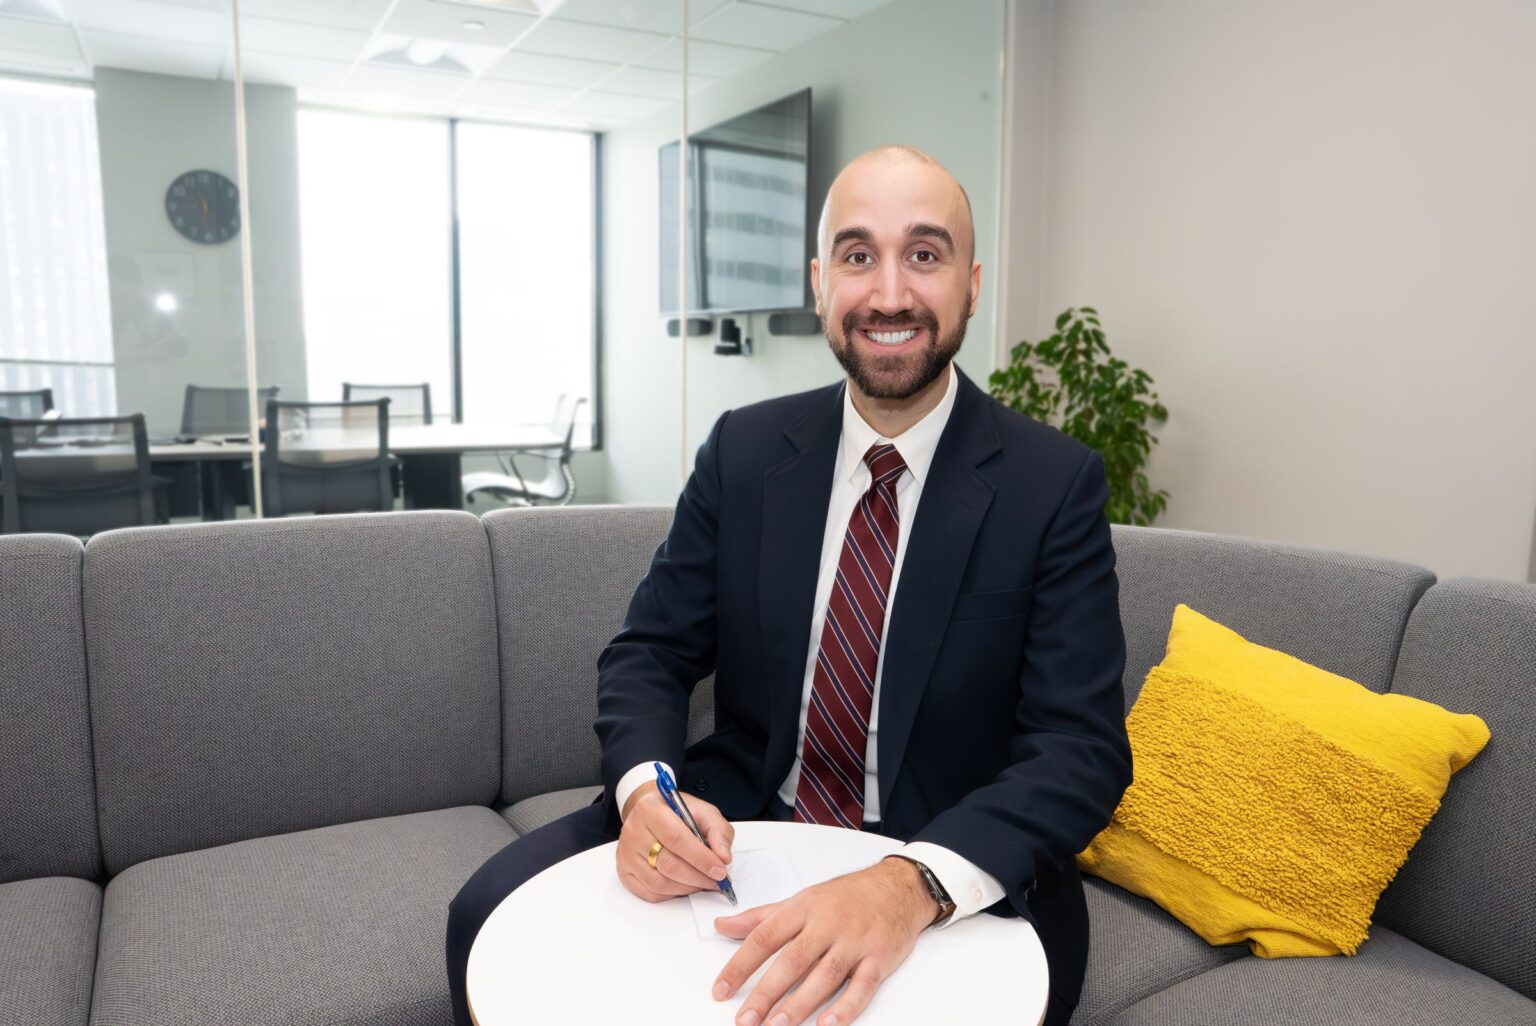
[{"x1": 616, "y1": 782, "x2": 735, "y2": 903}]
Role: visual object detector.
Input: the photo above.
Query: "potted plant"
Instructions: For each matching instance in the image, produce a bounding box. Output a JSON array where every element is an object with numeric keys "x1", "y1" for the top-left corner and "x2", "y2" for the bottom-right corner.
[{"x1": 989, "y1": 307, "x2": 1169, "y2": 526}]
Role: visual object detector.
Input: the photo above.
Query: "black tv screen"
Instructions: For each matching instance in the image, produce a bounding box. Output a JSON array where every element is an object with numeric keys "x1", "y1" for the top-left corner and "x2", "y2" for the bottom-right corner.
[{"x1": 660, "y1": 88, "x2": 811, "y2": 316}]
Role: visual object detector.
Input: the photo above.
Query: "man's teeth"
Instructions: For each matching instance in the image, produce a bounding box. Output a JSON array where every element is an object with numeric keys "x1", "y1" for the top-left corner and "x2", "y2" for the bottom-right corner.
[{"x1": 866, "y1": 328, "x2": 918, "y2": 345}]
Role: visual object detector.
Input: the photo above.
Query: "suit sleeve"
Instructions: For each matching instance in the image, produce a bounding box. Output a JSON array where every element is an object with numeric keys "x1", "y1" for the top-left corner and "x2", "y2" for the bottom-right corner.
[
  {"x1": 593, "y1": 411, "x2": 728, "y2": 828},
  {"x1": 907, "y1": 448, "x2": 1132, "y2": 913}
]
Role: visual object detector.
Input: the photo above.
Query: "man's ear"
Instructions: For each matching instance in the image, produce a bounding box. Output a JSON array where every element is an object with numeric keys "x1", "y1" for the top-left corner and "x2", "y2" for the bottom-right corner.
[{"x1": 810, "y1": 257, "x2": 823, "y2": 314}]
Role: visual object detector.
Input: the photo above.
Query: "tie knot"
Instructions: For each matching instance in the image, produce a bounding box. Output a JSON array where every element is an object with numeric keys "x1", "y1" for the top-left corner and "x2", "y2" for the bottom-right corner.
[{"x1": 863, "y1": 443, "x2": 907, "y2": 486}]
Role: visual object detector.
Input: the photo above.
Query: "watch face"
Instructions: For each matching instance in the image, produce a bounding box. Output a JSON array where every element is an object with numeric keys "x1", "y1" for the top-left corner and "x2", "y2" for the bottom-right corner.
[{"x1": 165, "y1": 169, "x2": 240, "y2": 244}]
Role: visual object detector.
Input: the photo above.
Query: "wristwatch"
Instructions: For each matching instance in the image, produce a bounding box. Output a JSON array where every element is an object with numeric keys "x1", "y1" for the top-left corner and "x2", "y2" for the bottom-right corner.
[{"x1": 886, "y1": 855, "x2": 957, "y2": 927}]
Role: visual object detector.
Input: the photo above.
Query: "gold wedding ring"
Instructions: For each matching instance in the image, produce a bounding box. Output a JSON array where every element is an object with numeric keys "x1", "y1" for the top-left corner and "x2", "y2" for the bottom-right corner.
[{"x1": 647, "y1": 841, "x2": 664, "y2": 869}]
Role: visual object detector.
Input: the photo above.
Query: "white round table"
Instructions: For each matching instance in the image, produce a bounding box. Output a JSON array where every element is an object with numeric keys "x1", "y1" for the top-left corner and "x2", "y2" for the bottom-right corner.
[{"x1": 467, "y1": 820, "x2": 1049, "y2": 1026}]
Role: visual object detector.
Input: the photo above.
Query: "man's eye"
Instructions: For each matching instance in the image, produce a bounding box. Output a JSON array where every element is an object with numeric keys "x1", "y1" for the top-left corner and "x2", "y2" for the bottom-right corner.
[
  {"x1": 912, "y1": 250, "x2": 936, "y2": 263},
  {"x1": 847, "y1": 252, "x2": 871, "y2": 265}
]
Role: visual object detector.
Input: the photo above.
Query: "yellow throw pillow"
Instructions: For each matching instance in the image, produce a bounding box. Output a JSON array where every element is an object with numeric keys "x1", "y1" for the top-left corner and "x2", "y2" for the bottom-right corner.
[{"x1": 1077, "y1": 604, "x2": 1490, "y2": 958}]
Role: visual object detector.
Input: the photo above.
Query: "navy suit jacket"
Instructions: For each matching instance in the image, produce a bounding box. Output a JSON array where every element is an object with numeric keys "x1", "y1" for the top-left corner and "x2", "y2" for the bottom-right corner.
[{"x1": 595, "y1": 369, "x2": 1132, "y2": 1002}]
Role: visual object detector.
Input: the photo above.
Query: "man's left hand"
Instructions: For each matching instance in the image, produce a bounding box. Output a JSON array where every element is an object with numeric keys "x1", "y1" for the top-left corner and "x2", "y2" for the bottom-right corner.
[{"x1": 711, "y1": 857, "x2": 935, "y2": 1026}]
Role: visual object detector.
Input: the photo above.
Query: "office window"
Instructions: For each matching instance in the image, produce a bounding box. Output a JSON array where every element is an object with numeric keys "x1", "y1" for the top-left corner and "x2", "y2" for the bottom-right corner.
[
  {"x1": 297, "y1": 111, "x2": 595, "y2": 442},
  {"x1": 457, "y1": 123, "x2": 594, "y2": 444},
  {"x1": 297, "y1": 110, "x2": 453, "y2": 410},
  {"x1": 0, "y1": 78, "x2": 115, "y2": 415}
]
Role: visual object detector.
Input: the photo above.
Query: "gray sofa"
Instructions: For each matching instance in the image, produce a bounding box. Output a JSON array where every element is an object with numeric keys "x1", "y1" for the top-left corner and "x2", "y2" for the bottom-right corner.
[{"x1": 1, "y1": 507, "x2": 1531, "y2": 1026}]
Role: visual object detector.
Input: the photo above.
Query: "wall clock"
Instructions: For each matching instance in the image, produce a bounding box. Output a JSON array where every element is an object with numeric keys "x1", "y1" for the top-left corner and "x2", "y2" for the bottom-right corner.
[{"x1": 165, "y1": 169, "x2": 240, "y2": 244}]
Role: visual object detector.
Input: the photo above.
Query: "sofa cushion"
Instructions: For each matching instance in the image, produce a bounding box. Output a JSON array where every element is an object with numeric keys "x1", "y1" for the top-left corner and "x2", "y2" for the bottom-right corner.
[
  {"x1": 0, "y1": 876, "x2": 100, "y2": 1026},
  {"x1": 1105, "y1": 926, "x2": 1536, "y2": 1026},
  {"x1": 1110, "y1": 526, "x2": 1434, "y2": 705},
  {"x1": 499, "y1": 785, "x2": 604, "y2": 836},
  {"x1": 484, "y1": 506, "x2": 715, "y2": 805},
  {"x1": 90, "y1": 805, "x2": 515, "y2": 1026},
  {"x1": 1079, "y1": 604, "x2": 1489, "y2": 959},
  {"x1": 0, "y1": 535, "x2": 100, "y2": 883},
  {"x1": 83, "y1": 512, "x2": 502, "y2": 874},
  {"x1": 1372, "y1": 577, "x2": 1536, "y2": 1001},
  {"x1": 1070, "y1": 877, "x2": 1249, "y2": 1026}
]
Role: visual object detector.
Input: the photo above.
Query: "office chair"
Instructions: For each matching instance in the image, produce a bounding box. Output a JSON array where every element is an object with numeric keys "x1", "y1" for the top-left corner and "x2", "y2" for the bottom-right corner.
[
  {"x1": 0, "y1": 413, "x2": 167, "y2": 535},
  {"x1": 342, "y1": 383, "x2": 432, "y2": 425},
  {"x1": 0, "y1": 388, "x2": 55, "y2": 419},
  {"x1": 181, "y1": 384, "x2": 278, "y2": 437},
  {"x1": 462, "y1": 395, "x2": 587, "y2": 508},
  {"x1": 261, "y1": 399, "x2": 393, "y2": 517}
]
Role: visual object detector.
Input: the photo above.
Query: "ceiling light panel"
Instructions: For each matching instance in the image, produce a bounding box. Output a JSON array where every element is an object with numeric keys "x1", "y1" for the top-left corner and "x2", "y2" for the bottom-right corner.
[
  {"x1": 688, "y1": 2, "x2": 840, "y2": 50},
  {"x1": 382, "y1": 0, "x2": 537, "y2": 48}
]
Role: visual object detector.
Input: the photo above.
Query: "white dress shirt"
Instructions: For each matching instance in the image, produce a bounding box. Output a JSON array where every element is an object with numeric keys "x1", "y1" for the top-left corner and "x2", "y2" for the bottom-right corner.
[{"x1": 617, "y1": 365, "x2": 1007, "y2": 923}]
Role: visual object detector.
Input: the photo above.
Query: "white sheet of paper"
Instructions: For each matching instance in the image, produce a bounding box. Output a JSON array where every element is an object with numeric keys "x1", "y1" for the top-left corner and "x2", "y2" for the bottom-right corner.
[{"x1": 689, "y1": 848, "x2": 803, "y2": 940}]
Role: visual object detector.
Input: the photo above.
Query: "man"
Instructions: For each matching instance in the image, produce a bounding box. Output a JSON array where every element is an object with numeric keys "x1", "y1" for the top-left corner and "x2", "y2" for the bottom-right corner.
[{"x1": 447, "y1": 145, "x2": 1132, "y2": 1026}]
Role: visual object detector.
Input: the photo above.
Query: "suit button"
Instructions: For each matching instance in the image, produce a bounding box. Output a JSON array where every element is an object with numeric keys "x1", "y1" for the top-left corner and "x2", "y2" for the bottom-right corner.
[{"x1": 694, "y1": 780, "x2": 709, "y2": 794}]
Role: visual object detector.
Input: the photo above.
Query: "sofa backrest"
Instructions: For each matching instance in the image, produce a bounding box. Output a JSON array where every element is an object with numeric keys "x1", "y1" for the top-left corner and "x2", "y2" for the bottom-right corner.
[
  {"x1": 0, "y1": 535, "x2": 101, "y2": 883},
  {"x1": 485, "y1": 505, "x2": 714, "y2": 805},
  {"x1": 1372, "y1": 577, "x2": 1535, "y2": 1000},
  {"x1": 83, "y1": 512, "x2": 502, "y2": 874},
  {"x1": 1111, "y1": 525, "x2": 1435, "y2": 703}
]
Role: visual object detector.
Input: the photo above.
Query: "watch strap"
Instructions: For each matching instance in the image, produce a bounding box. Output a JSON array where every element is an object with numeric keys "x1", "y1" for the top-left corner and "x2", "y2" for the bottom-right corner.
[{"x1": 887, "y1": 855, "x2": 957, "y2": 927}]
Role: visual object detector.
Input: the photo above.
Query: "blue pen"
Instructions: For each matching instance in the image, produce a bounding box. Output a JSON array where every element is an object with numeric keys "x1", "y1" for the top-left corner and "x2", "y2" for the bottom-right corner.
[{"x1": 654, "y1": 762, "x2": 737, "y2": 905}]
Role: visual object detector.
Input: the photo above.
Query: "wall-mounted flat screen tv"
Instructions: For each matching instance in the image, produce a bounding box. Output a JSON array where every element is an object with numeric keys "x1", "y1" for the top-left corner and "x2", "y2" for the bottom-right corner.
[{"x1": 660, "y1": 88, "x2": 811, "y2": 316}]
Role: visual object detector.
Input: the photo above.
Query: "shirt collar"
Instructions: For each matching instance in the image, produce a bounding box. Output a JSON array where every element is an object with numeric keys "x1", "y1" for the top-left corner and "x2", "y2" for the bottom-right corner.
[{"x1": 838, "y1": 362, "x2": 959, "y2": 487}]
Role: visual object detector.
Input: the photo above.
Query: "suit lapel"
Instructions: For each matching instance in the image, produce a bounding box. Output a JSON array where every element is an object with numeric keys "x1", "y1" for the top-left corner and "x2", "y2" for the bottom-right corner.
[
  {"x1": 759, "y1": 383, "x2": 842, "y2": 789},
  {"x1": 876, "y1": 371, "x2": 1000, "y2": 814}
]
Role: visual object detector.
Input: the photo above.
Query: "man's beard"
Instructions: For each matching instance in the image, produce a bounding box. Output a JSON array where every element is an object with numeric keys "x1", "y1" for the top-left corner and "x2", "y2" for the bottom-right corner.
[{"x1": 826, "y1": 304, "x2": 967, "y2": 400}]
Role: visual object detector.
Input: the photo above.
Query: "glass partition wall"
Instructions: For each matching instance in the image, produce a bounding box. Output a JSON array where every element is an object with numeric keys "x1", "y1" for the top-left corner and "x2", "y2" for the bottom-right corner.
[{"x1": 0, "y1": 0, "x2": 1004, "y2": 529}]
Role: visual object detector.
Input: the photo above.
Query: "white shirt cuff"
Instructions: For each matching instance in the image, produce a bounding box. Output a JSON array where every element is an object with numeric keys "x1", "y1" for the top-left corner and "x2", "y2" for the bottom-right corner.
[
  {"x1": 615, "y1": 761, "x2": 672, "y2": 821},
  {"x1": 896, "y1": 841, "x2": 1008, "y2": 926}
]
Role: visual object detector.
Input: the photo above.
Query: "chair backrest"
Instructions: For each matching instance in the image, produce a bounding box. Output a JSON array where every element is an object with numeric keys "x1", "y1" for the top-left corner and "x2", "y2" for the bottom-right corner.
[
  {"x1": 0, "y1": 414, "x2": 158, "y2": 535},
  {"x1": 1110, "y1": 525, "x2": 1435, "y2": 704},
  {"x1": 484, "y1": 505, "x2": 714, "y2": 804},
  {"x1": 262, "y1": 398, "x2": 392, "y2": 517},
  {"x1": 1371, "y1": 577, "x2": 1535, "y2": 1000},
  {"x1": 82, "y1": 511, "x2": 501, "y2": 874},
  {"x1": 180, "y1": 384, "x2": 278, "y2": 436},
  {"x1": 0, "y1": 388, "x2": 54, "y2": 419},
  {"x1": 343, "y1": 383, "x2": 432, "y2": 425},
  {"x1": 549, "y1": 394, "x2": 587, "y2": 456},
  {"x1": 0, "y1": 534, "x2": 102, "y2": 883}
]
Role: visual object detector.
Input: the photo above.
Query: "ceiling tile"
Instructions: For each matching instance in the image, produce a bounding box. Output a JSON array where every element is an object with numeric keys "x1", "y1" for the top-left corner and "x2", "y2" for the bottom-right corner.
[
  {"x1": 514, "y1": 17, "x2": 668, "y2": 65},
  {"x1": 236, "y1": 16, "x2": 369, "y2": 62},
  {"x1": 555, "y1": 88, "x2": 669, "y2": 120},
  {"x1": 0, "y1": 17, "x2": 84, "y2": 60},
  {"x1": 77, "y1": 28, "x2": 226, "y2": 78},
  {"x1": 0, "y1": 47, "x2": 90, "y2": 79},
  {"x1": 346, "y1": 62, "x2": 472, "y2": 99},
  {"x1": 483, "y1": 50, "x2": 617, "y2": 89},
  {"x1": 632, "y1": 36, "x2": 771, "y2": 78},
  {"x1": 380, "y1": 0, "x2": 536, "y2": 48},
  {"x1": 595, "y1": 64, "x2": 717, "y2": 100},
  {"x1": 688, "y1": 1, "x2": 839, "y2": 50},
  {"x1": 64, "y1": 0, "x2": 233, "y2": 47},
  {"x1": 548, "y1": 0, "x2": 728, "y2": 36},
  {"x1": 236, "y1": 50, "x2": 352, "y2": 89},
  {"x1": 463, "y1": 77, "x2": 581, "y2": 109},
  {"x1": 750, "y1": 0, "x2": 891, "y2": 19},
  {"x1": 235, "y1": 0, "x2": 393, "y2": 32},
  {"x1": 0, "y1": 0, "x2": 70, "y2": 23}
]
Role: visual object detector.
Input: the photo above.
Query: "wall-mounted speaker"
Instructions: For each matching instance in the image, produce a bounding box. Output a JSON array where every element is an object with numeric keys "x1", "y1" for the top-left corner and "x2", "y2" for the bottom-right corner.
[
  {"x1": 768, "y1": 311, "x2": 822, "y2": 336},
  {"x1": 666, "y1": 317, "x2": 713, "y2": 337}
]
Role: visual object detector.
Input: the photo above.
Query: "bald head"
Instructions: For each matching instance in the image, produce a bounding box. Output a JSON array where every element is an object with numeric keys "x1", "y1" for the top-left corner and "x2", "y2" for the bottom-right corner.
[{"x1": 817, "y1": 145, "x2": 976, "y2": 267}]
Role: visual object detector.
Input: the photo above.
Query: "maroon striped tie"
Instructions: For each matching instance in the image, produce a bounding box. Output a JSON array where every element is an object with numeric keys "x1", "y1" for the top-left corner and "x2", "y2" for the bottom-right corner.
[{"x1": 793, "y1": 442, "x2": 907, "y2": 829}]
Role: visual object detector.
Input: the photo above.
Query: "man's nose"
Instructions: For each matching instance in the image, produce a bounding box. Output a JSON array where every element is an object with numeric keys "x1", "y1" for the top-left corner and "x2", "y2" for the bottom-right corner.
[{"x1": 867, "y1": 259, "x2": 913, "y2": 314}]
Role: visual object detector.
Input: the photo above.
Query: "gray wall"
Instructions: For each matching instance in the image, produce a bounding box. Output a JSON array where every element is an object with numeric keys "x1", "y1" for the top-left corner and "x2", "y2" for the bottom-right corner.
[
  {"x1": 601, "y1": 0, "x2": 1006, "y2": 503},
  {"x1": 1006, "y1": 0, "x2": 1536, "y2": 581},
  {"x1": 94, "y1": 67, "x2": 305, "y2": 435}
]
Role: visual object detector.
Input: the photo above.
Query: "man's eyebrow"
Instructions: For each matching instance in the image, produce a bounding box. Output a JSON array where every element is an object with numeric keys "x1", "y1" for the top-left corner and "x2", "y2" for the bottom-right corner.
[
  {"x1": 907, "y1": 222, "x2": 955, "y2": 252},
  {"x1": 831, "y1": 226, "x2": 872, "y2": 250}
]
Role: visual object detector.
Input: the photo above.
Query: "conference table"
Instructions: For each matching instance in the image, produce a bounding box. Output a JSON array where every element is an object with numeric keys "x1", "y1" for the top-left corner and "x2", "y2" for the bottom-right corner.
[
  {"x1": 466, "y1": 820, "x2": 1049, "y2": 1026},
  {"x1": 148, "y1": 423, "x2": 564, "y2": 515}
]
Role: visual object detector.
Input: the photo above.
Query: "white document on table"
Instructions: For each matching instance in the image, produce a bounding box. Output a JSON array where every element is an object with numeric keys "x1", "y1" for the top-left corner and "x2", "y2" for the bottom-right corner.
[{"x1": 689, "y1": 848, "x2": 803, "y2": 941}]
